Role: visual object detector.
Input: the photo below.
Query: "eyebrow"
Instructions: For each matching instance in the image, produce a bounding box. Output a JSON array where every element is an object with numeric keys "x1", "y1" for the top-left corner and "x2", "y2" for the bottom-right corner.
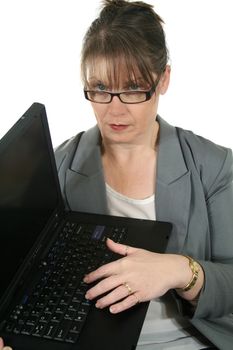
[
  {"x1": 87, "y1": 76, "x2": 149, "y2": 89},
  {"x1": 87, "y1": 78, "x2": 109, "y2": 88},
  {"x1": 122, "y1": 79, "x2": 151, "y2": 90}
]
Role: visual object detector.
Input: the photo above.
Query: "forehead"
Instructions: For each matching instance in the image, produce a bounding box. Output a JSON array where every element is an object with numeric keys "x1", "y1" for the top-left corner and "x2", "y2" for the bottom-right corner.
[{"x1": 85, "y1": 57, "x2": 150, "y2": 88}]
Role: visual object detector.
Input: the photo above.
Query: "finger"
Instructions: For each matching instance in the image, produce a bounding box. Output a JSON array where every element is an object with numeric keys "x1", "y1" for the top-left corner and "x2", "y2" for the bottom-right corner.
[
  {"x1": 84, "y1": 259, "x2": 118, "y2": 284},
  {"x1": 84, "y1": 240, "x2": 139, "y2": 284},
  {"x1": 95, "y1": 283, "x2": 132, "y2": 309},
  {"x1": 106, "y1": 238, "x2": 138, "y2": 256},
  {"x1": 85, "y1": 274, "x2": 122, "y2": 300},
  {"x1": 0, "y1": 338, "x2": 13, "y2": 350},
  {"x1": 109, "y1": 293, "x2": 141, "y2": 314}
]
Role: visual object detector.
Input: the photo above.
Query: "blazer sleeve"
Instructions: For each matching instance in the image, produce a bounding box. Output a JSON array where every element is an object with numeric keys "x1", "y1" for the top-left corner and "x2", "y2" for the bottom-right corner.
[{"x1": 194, "y1": 147, "x2": 233, "y2": 318}]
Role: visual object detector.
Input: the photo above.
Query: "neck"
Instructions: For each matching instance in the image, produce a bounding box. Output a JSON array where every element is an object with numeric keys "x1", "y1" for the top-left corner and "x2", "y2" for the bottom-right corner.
[{"x1": 101, "y1": 121, "x2": 159, "y2": 163}]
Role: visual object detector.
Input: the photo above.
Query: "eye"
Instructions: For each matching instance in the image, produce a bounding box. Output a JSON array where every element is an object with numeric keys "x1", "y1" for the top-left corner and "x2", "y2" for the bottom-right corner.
[
  {"x1": 128, "y1": 82, "x2": 140, "y2": 90},
  {"x1": 97, "y1": 83, "x2": 106, "y2": 91}
]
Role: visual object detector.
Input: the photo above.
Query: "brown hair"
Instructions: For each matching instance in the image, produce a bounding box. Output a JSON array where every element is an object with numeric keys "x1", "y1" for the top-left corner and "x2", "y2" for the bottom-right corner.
[{"x1": 81, "y1": 0, "x2": 169, "y2": 89}]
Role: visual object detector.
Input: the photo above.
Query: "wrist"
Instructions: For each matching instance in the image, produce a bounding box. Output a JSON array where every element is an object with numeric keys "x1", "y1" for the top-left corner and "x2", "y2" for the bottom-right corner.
[
  {"x1": 165, "y1": 254, "x2": 194, "y2": 290},
  {"x1": 178, "y1": 255, "x2": 200, "y2": 292},
  {"x1": 174, "y1": 255, "x2": 204, "y2": 302},
  {"x1": 171, "y1": 254, "x2": 193, "y2": 290}
]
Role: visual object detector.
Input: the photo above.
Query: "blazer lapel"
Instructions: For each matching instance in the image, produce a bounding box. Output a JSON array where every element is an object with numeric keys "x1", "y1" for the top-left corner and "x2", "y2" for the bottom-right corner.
[
  {"x1": 156, "y1": 117, "x2": 191, "y2": 253},
  {"x1": 64, "y1": 126, "x2": 109, "y2": 215}
]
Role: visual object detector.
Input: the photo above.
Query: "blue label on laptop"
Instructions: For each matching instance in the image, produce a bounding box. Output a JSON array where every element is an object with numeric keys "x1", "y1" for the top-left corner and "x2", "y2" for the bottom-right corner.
[{"x1": 92, "y1": 225, "x2": 105, "y2": 240}]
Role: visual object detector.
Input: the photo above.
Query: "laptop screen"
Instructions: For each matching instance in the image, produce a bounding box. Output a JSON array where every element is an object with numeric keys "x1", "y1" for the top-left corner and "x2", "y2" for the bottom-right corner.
[{"x1": 0, "y1": 106, "x2": 60, "y2": 300}]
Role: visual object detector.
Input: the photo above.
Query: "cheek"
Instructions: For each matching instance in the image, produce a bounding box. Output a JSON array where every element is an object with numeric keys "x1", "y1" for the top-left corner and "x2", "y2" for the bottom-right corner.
[
  {"x1": 91, "y1": 103, "x2": 107, "y2": 122},
  {"x1": 131, "y1": 102, "x2": 157, "y2": 125},
  {"x1": 143, "y1": 98, "x2": 158, "y2": 122}
]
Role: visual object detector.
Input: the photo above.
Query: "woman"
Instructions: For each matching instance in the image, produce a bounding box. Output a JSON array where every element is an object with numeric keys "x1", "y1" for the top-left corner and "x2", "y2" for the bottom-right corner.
[
  {"x1": 55, "y1": 1, "x2": 233, "y2": 349},
  {"x1": 1, "y1": 0, "x2": 232, "y2": 349}
]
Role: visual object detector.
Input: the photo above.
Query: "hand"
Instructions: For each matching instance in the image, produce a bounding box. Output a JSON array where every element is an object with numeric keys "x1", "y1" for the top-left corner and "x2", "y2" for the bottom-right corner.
[
  {"x1": 83, "y1": 238, "x2": 189, "y2": 314},
  {"x1": 0, "y1": 338, "x2": 13, "y2": 350}
]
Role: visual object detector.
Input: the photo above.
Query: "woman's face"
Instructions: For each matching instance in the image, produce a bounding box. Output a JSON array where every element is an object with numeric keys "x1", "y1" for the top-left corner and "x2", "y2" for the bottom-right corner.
[{"x1": 86, "y1": 62, "x2": 170, "y2": 147}]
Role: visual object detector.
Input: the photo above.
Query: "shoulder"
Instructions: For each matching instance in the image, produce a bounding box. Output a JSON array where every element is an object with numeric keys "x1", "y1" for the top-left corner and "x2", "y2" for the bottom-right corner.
[
  {"x1": 54, "y1": 134, "x2": 81, "y2": 171},
  {"x1": 177, "y1": 126, "x2": 231, "y2": 164},
  {"x1": 176, "y1": 125, "x2": 233, "y2": 196},
  {"x1": 54, "y1": 125, "x2": 101, "y2": 171}
]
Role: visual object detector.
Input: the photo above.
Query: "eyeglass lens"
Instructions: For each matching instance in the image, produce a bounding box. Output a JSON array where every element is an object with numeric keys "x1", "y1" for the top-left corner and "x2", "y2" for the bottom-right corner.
[{"x1": 86, "y1": 91, "x2": 147, "y2": 103}]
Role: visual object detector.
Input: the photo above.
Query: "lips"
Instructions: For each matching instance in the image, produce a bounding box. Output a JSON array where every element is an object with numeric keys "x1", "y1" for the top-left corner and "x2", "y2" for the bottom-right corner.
[{"x1": 109, "y1": 123, "x2": 129, "y2": 131}]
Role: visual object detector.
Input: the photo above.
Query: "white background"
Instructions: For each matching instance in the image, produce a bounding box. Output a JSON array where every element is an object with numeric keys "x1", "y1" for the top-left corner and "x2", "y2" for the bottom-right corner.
[{"x1": 0, "y1": 0, "x2": 233, "y2": 149}]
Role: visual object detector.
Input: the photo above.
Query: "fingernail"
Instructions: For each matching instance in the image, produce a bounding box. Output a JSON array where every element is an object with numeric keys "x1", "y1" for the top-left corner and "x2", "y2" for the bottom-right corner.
[
  {"x1": 95, "y1": 302, "x2": 101, "y2": 309},
  {"x1": 3, "y1": 347, "x2": 13, "y2": 350},
  {"x1": 109, "y1": 306, "x2": 116, "y2": 313}
]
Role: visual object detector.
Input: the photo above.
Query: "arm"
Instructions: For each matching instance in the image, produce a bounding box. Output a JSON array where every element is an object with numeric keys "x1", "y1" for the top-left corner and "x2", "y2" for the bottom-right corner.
[{"x1": 193, "y1": 148, "x2": 233, "y2": 318}]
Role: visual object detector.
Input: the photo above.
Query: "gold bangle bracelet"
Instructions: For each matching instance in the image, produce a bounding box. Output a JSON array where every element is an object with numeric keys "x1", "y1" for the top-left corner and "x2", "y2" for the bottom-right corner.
[{"x1": 180, "y1": 255, "x2": 200, "y2": 292}]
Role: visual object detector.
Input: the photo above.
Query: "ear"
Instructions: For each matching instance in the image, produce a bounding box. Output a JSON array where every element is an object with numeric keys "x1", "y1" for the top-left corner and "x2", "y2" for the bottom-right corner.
[{"x1": 158, "y1": 65, "x2": 171, "y2": 95}]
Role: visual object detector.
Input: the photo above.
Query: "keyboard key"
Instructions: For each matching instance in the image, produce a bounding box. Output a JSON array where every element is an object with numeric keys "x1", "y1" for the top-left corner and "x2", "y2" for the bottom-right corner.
[
  {"x1": 75, "y1": 312, "x2": 87, "y2": 322},
  {"x1": 65, "y1": 331, "x2": 80, "y2": 343},
  {"x1": 43, "y1": 322, "x2": 58, "y2": 339},
  {"x1": 50, "y1": 312, "x2": 63, "y2": 323},
  {"x1": 39, "y1": 313, "x2": 51, "y2": 323},
  {"x1": 69, "y1": 301, "x2": 81, "y2": 311},
  {"x1": 5, "y1": 322, "x2": 14, "y2": 333},
  {"x1": 60, "y1": 296, "x2": 71, "y2": 305},
  {"x1": 64, "y1": 309, "x2": 76, "y2": 320},
  {"x1": 13, "y1": 324, "x2": 22, "y2": 334},
  {"x1": 55, "y1": 305, "x2": 67, "y2": 314},
  {"x1": 32, "y1": 323, "x2": 47, "y2": 337},
  {"x1": 54, "y1": 319, "x2": 72, "y2": 341},
  {"x1": 44, "y1": 305, "x2": 56, "y2": 314},
  {"x1": 69, "y1": 320, "x2": 83, "y2": 334},
  {"x1": 79, "y1": 302, "x2": 90, "y2": 314},
  {"x1": 21, "y1": 324, "x2": 35, "y2": 335}
]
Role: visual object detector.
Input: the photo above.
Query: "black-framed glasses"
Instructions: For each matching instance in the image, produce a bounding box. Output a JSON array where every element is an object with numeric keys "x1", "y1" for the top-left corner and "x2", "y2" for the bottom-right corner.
[{"x1": 84, "y1": 85, "x2": 157, "y2": 104}]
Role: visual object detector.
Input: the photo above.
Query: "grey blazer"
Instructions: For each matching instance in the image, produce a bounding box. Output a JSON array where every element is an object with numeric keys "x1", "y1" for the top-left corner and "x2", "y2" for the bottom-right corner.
[{"x1": 55, "y1": 116, "x2": 233, "y2": 350}]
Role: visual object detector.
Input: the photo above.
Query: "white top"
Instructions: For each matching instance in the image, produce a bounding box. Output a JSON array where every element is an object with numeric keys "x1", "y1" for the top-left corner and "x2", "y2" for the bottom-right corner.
[
  {"x1": 106, "y1": 184, "x2": 209, "y2": 350},
  {"x1": 106, "y1": 183, "x2": 156, "y2": 220}
]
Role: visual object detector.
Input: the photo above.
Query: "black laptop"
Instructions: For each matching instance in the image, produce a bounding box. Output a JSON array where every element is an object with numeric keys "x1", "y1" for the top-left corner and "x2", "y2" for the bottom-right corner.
[{"x1": 0, "y1": 103, "x2": 172, "y2": 350}]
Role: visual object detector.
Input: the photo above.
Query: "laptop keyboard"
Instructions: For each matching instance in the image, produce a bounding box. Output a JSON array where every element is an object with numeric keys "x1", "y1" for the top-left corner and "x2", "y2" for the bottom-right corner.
[{"x1": 2, "y1": 221, "x2": 127, "y2": 343}]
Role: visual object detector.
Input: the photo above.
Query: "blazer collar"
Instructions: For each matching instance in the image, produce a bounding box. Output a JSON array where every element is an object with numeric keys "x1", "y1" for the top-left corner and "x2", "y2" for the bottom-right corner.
[
  {"x1": 156, "y1": 115, "x2": 188, "y2": 185},
  {"x1": 70, "y1": 125, "x2": 103, "y2": 177},
  {"x1": 65, "y1": 125, "x2": 108, "y2": 214},
  {"x1": 156, "y1": 116, "x2": 191, "y2": 253}
]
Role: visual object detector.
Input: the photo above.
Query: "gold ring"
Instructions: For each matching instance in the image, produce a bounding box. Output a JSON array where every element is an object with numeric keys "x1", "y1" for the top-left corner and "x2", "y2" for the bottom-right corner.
[
  {"x1": 125, "y1": 245, "x2": 129, "y2": 256},
  {"x1": 133, "y1": 293, "x2": 140, "y2": 304},
  {"x1": 123, "y1": 282, "x2": 132, "y2": 295}
]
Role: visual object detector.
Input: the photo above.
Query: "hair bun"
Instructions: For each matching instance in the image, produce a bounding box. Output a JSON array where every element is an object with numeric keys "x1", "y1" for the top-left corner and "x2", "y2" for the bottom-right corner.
[
  {"x1": 102, "y1": 0, "x2": 126, "y2": 6},
  {"x1": 101, "y1": 0, "x2": 153, "y2": 12}
]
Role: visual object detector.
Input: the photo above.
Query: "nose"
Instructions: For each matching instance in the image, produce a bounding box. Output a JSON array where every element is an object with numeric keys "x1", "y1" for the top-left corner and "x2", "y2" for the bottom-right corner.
[
  {"x1": 111, "y1": 94, "x2": 123, "y2": 103},
  {"x1": 108, "y1": 95, "x2": 126, "y2": 116}
]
